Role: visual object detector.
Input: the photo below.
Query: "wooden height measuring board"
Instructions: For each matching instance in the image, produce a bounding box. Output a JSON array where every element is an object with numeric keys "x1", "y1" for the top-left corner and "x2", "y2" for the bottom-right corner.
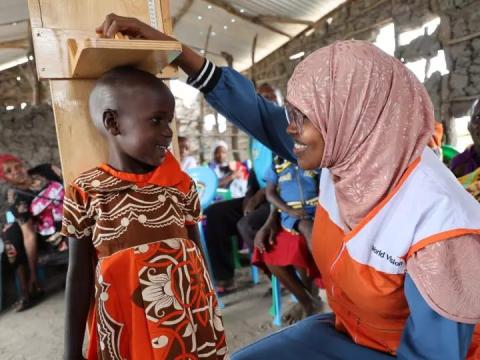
[{"x1": 27, "y1": 0, "x2": 181, "y2": 184}]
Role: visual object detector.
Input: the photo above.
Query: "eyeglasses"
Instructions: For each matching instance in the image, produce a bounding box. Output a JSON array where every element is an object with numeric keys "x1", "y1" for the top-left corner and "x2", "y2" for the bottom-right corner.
[{"x1": 285, "y1": 103, "x2": 306, "y2": 132}]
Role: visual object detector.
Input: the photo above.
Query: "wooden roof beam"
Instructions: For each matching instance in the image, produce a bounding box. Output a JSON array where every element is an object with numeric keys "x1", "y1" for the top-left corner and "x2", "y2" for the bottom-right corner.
[
  {"x1": 256, "y1": 15, "x2": 313, "y2": 26},
  {"x1": 173, "y1": 0, "x2": 194, "y2": 28},
  {"x1": 202, "y1": 0, "x2": 292, "y2": 38},
  {"x1": 0, "y1": 38, "x2": 29, "y2": 49}
]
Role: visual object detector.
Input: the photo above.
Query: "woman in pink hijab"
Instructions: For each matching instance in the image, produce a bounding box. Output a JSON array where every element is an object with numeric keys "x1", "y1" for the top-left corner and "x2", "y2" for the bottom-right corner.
[{"x1": 100, "y1": 15, "x2": 480, "y2": 359}]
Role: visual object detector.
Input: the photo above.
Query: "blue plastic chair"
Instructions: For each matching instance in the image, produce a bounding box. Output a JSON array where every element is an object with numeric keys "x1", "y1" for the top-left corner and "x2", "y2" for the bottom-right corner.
[
  {"x1": 250, "y1": 138, "x2": 272, "y2": 286},
  {"x1": 186, "y1": 166, "x2": 225, "y2": 308},
  {"x1": 250, "y1": 138, "x2": 273, "y2": 189},
  {"x1": 271, "y1": 275, "x2": 282, "y2": 326}
]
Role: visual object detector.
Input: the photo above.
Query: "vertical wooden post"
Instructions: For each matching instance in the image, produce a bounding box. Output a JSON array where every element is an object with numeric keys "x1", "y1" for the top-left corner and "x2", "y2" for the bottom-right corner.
[{"x1": 27, "y1": 0, "x2": 180, "y2": 184}]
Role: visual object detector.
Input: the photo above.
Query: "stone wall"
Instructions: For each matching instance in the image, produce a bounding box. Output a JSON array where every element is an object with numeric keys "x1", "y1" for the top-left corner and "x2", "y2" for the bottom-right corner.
[
  {"x1": 0, "y1": 104, "x2": 59, "y2": 166},
  {"x1": 0, "y1": 62, "x2": 50, "y2": 108},
  {"x1": 248, "y1": 0, "x2": 480, "y2": 145},
  {"x1": 0, "y1": 104, "x2": 59, "y2": 218}
]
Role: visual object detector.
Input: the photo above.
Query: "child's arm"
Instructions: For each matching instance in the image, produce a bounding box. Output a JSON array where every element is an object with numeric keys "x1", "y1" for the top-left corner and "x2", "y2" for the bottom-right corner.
[
  {"x1": 64, "y1": 236, "x2": 94, "y2": 360},
  {"x1": 218, "y1": 169, "x2": 242, "y2": 189},
  {"x1": 186, "y1": 224, "x2": 207, "y2": 259},
  {"x1": 265, "y1": 182, "x2": 307, "y2": 219},
  {"x1": 254, "y1": 207, "x2": 280, "y2": 252},
  {"x1": 243, "y1": 188, "x2": 266, "y2": 215}
]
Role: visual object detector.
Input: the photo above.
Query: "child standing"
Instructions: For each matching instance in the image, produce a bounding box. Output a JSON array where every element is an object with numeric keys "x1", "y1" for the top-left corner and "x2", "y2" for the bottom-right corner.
[
  {"x1": 253, "y1": 156, "x2": 322, "y2": 324},
  {"x1": 62, "y1": 67, "x2": 227, "y2": 360}
]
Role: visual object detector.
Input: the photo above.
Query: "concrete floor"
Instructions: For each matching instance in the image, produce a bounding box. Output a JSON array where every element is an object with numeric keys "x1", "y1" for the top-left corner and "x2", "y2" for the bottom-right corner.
[{"x1": 0, "y1": 269, "x2": 293, "y2": 359}]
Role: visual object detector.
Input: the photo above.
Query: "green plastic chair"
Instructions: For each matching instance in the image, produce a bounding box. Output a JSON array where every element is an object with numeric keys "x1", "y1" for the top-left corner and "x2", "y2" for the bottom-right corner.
[{"x1": 442, "y1": 144, "x2": 460, "y2": 163}]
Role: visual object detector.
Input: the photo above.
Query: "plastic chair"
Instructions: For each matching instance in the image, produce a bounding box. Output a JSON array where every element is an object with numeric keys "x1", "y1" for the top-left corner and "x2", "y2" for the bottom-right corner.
[
  {"x1": 442, "y1": 144, "x2": 460, "y2": 164},
  {"x1": 216, "y1": 188, "x2": 259, "y2": 285},
  {"x1": 0, "y1": 236, "x2": 4, "y2": 311},
  {"x1": 250, "y1": 138, "x2": 273, "y2": 189},
  {"x1": 250, "y1": 138, "x2": 272, "y2": 285},
  {"x1": 271, "y1": 275, "x2": 282, "y2": 326},
  {"x1": 186, "y1": 166, "x2": 224, "y2": 308}
]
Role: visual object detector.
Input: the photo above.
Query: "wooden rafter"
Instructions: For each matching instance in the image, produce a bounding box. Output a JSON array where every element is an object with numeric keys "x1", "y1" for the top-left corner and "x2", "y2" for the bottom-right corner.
[
  {"x1": 0, "y1": 38, "x2": 29, "y2": 49},
  {"x1": 257, "y1": 15, "x2": 313, "y2": 26},
  {"x1": 173, "y1": 0, "x2": 194, "y2": 28},
  {"x1": 220, "y1": 51, "x2": 233, "y2": 67},
  {"x1": 202, "y1": 0, "x2": 292, "y2": 38},
  {"x1": 251, "y1": 33, "x2": 258, "y2": 83},
  {"x1": 0, "y1": 19, "x2": 29, "y2": 27}
]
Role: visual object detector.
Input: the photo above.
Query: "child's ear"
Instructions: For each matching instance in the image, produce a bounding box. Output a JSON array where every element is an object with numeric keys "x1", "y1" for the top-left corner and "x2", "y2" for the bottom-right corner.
[{"x1": 103, "y1": 109, "x2": 120, "y2": 136}]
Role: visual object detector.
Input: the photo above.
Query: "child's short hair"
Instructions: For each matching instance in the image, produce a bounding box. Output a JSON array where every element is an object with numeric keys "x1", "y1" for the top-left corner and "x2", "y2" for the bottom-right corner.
[{"x1": 88, "y1": 66, "x2": 173, "y2": 133}]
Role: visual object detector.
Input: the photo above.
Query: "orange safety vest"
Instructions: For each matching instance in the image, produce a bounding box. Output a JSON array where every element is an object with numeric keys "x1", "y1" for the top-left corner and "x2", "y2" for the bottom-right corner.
[{"x1": 312, "y1": 149, "x2": 480, "y2": 357}]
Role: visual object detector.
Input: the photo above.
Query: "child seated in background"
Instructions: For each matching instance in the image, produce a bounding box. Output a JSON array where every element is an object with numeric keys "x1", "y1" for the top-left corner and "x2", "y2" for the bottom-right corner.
[
  {"x1": 209, "y1": 141, "x2": 248, "y2": 198},
  {"x1": 62, "y1": 66, "x2": 227, "y2": 360},
  {"x1": 253, "y1": 156, "x2": 323, "y2": 324},
  {"x1": 178, "y1": 135, "x2": 197, "y2": 171}
]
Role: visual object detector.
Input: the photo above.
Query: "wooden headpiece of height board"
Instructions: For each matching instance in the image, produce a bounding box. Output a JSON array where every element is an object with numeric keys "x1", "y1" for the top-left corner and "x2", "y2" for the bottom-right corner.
[{"x1": 27, "y1": 0, "x2": 181, "y2": 185}]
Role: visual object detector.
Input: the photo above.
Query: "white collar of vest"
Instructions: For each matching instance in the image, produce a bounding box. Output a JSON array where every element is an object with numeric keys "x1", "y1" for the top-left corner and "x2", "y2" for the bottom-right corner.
[{"x1": 319, "y1": 148, "x2": 480, "y2": 274}]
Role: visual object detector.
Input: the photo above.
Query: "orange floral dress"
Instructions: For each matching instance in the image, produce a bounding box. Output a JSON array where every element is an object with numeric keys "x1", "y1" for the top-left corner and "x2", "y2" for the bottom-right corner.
[{"x1": 62, "y1": 153, "x2": 227, "y2": 360}]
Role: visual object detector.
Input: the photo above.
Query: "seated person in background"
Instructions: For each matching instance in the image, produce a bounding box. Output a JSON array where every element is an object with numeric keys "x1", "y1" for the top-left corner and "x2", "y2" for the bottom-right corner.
[
  {"x1": 428, "y1": 120, "x2": 444, "y2": 158},
  {"x1": 256, "y1": 83, "x2": 278, "y2": 103},
  {"x1": 253, "y1": 156, "x2": 322, "y2": 324},
  {"x1": 205, "y1": 168, "x2": 269, "y2": 294},
  {"x1": 458, "y1": 168, "x2": 480, "y2": 202},
  {"x1": 209, "y1": 140, "x2": 247, "y2": 197},
  {"x1": 451, "y1": 100, "x2": 480, "y2": 177},
  {"x1": 0, "y1": 154, "x2": 66, "y2": 311},
  {"x1": 209, "y1": 140, "x2": 233, "y2": 187},
  {"x1": 178, "y1": 135, "x2": 197, "y2": 171}
]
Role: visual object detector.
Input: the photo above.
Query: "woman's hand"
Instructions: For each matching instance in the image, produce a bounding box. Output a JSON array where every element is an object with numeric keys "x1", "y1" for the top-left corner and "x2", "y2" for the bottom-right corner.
[
  {"x1": 96, "y1": 13, "x2": 173, "y2": 41},
  {"x1": 96, "y1": 14, "x2": 205, "y2": 76}
]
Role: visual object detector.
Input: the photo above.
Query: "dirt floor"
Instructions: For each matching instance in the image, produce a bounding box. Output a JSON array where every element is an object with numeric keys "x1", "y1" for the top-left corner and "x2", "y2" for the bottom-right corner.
[{"x1": 0, "y1": 268, "x2": 328, "y2": 359}]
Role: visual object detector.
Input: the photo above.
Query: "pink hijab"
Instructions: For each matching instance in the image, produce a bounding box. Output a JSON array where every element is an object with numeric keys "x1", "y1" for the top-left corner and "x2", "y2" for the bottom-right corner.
[{"x1": 287, "y1": 41, "x2": 434, "y2": 229}]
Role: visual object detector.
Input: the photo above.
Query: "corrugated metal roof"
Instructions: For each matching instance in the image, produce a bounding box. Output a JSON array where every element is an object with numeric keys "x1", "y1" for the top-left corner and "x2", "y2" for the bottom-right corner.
[
  {"x1": 0, "y1": 0, "x2": 29, "y2": 68},
  {"x1": 0, "y1": 0, "x2": 346, "y2": 72},
  {"x1": 171, "y1": 0, "x2": 345, "y2": 70}
]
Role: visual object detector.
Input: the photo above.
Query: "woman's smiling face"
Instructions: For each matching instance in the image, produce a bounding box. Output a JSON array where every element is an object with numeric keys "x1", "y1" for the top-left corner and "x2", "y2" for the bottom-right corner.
[{"x1": 285, "y1": 102, "x2": 325, "y2": 170}]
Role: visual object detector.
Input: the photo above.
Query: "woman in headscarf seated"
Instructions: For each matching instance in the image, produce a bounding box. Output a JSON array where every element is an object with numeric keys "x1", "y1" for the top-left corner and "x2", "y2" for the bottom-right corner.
[
  {"x1": 97, "y1": 14, "x2": 480, "y2": 359},
  {"x1": 1, "y1": 154, "x2": 66, "y2": 311}
]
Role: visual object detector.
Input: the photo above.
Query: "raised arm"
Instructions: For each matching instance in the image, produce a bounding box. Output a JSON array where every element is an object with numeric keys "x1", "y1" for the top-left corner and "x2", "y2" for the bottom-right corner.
[{"x1": 96, "y1": 14, "x2": 295, "y2": 162}]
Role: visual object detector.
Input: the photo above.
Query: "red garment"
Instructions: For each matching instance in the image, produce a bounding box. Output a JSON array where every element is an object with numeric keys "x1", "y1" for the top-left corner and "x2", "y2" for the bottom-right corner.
[
  {"x1": 0, "y1": 153, "x2": 21, "y2": 179},
  {"x1": 252, "y1": 229, "x2": 321, "y2": 284},
  {"x1": 62, "y1": 151, "x2": 227, "y2": 360}
]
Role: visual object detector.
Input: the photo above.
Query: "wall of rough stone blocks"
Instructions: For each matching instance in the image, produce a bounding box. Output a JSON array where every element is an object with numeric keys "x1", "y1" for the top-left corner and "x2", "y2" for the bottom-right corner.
[
  {"x1": 0, "y1": 104, "x2": 59, "y2": 218},
  {"x1": 249, "y1": 0, "x2": 480, "y2": 145}
]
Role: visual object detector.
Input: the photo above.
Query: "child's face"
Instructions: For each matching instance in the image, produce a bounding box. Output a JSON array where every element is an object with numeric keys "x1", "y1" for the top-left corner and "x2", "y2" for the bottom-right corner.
[
  {"x1": 179, "y1": 139, "x2": 189, "y2": 158},
  {"x1": 2, "y1": 160, "x2": 29, "y2": 186},
  {"x1": 214, "y1": 146, "x2": 227, "y2": 164},
  {"x1": 112, "y1": 86, "x2": 175, "y2": 167}
]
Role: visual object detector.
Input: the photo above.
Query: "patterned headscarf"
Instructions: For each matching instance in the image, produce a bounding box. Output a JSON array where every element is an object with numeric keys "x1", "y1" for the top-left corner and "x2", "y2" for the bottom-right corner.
[
  {"x1": 287, "y1": 41, "x2": 434, "y2": 229},
  {"x1": 0, "y1": 154, "x2": 22, "y2": 180}
]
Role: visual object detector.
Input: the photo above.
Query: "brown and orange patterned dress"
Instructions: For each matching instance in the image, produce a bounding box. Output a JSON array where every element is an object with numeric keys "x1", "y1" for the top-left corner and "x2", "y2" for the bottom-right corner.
[{"x1": 62, "y1": 152, "x2": 227, "y2": 360}]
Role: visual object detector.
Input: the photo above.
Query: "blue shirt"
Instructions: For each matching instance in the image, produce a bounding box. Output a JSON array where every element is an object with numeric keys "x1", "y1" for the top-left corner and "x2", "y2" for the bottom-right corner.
[
  {"x1": 265, "y1": 159, "x2": 318, "y2": 231},
  {"x1": 187, "y1": 59, "x2": 475, "y2": 358}
]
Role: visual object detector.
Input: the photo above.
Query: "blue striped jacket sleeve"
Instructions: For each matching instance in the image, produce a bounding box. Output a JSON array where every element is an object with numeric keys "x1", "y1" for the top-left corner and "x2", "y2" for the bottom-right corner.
[{"x1": 187, "y1": 59, "x2": 295, "y2": 162}]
